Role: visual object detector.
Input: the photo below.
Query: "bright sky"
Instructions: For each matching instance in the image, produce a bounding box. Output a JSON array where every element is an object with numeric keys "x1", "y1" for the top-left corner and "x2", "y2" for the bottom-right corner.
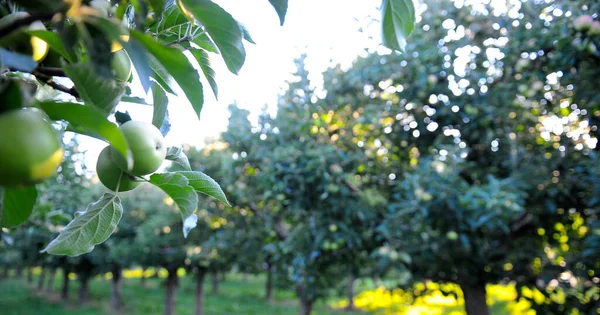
[{"x1": 80, "y1": 0, "x2": 384, "y2": 165}]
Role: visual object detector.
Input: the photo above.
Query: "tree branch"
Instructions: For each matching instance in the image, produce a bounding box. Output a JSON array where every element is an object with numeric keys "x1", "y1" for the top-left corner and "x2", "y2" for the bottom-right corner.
[
  {"x1": 32, "y1": 71, "x2": 79, "y2": 98},
  {"x1": 35, "y1": 67, "x2": 67, "y2": 77},
  {"x1": 0, "y1": 12, "x2": 57, "y2": 39}
]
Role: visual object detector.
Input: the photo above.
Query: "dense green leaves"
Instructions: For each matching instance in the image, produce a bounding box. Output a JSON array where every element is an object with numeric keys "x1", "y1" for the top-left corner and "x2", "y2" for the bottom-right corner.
[
  {"x1": 381, "y1": 0, "x2": 415, "y2": 52},
  {"x1": 26, "y1": 30, "x2": 74, "y2": 63},
  {"x1": 178, "y1": 0, "x2": 246, "y2": 74},
  {"x1": 62, "y1": 62, "x2": 126, "y2": 114},
  {"x1": 130, "y1": 30, "x2": 204, "y2": 117},
  {"x1": 38, "y1": 101, "x2": 132, "y2": 168},
  {"x1": 42, "y1": 193, "x2": 123, "y2": 256},
  {"x1": 0, "y1": 186, "x2": 38, "y2": 228}
]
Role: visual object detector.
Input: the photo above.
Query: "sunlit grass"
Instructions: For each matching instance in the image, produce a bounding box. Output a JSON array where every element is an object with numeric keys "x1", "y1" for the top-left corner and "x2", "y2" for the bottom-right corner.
[{"x1": 331, "y1": 282, "x2": 537, "y2": 315}]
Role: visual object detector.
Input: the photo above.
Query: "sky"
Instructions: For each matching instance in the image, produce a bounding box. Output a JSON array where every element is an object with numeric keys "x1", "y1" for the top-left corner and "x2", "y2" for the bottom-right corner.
[{"x1": 79, "y1": 0, "x2": 386, "y2": 165}]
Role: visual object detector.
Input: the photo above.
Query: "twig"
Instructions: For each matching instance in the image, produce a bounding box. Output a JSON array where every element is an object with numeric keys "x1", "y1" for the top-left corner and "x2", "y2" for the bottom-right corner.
[
  {"x1": 35, "y1": 67, "x2": 67, "y2": 77},
  {"x1": 0, "y1": 12, "x2": 57, "y2": 39},
  {"x1": 32, "y1": 70, "x2": 79, "y2": 98}
]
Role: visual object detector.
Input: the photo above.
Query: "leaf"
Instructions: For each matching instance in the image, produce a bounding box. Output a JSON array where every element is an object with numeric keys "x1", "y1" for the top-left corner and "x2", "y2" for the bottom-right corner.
[
  {"x1": 189, "y1": 49, "x2": 218, "y2": 99},
  {"x1": 151, "y1": 81, "x2": 169, "y2": 131},
  {"x1": 268, "y1": 0, "x2": 288, "y2": 26},
  {"x1": 62, "y1": 62, "x2": 126, "y2": 115},
  {"x1": 0, "y1": 48, "x2": 37, "y2": 72},
  {"x1": 183, "y1": 214, "x2": 198, "y2": 238},
  {"x1": 239, "y1": 22, "x2": 255, "y2": 44},
  {"x1": 192, "y1": 32, "x2": 219, "y2": 53},
  {"x1": 149, "y1": 173, "x2": 198, "y2": 237},
  {"x1": 121, "y1": 95, "x2": 149, "y2": 105},
  {"x1": 178, "y1": 0, "x2": 246, "y2": 74},
  {"x1": 13, "y1": 0, "x2": 65, "y2": 12},
  {"x1": 131, "y1": 30, "x2": 204, "y2": 118},
  {"x1": 1, "y1": 186, "x2": 38, "y2": 228},
  {"x1": 39, "y1": 101, "x2": 132, "y2": 168},
  {"x1": 177, "y1": 171, "x2": 230, "y2": 206},
  {"x1": 26, "y1": 30, "x2": 75, "y2": 63},
  {"x1": 381, "y1": 0, "x2": 415, "y2": 52},
  {"x1": 42, "y1": 193, "x2": 123, "y2": 256},
  {"x1": 148, "y1": 0, "x2": 166, "y2": 18},
  {"x1": 149, "y1": 57, "x2": 178, "y2": 95},
  {"x1": 165, "y1": 146, "x2": 192, "y2": 171}
]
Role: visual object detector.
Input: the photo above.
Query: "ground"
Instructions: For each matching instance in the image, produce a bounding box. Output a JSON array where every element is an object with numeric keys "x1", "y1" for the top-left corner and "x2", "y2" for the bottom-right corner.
[{"x1": 0, "y1": 270, "x2": 531, "y2": 314}]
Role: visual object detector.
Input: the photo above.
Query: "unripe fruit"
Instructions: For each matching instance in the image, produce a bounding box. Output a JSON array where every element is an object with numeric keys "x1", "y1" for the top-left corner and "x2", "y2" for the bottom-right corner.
[
  {"x1": 112, "y1": 49, "x2": 132, "y2": 82},
  {"x1": 0, "y1": 12, "x2": 49, "y2": 62},
  {"x1": 446, "y1": 231, "x2": 458, "y2": 241},
  {"x1": 589, "y1": 21, "x2": 600, "y2": 36},
  {"x1": 0, "y1": 108, "x2": 63, "y2": 186},
  {"x1": 110, "y1": 121, "x2": 166, "y2": 176},
  {"x1": 96, "y1": 146, "x2": 140, "y2": 192},
  {"x1": 573, "y1": 15, "x2": 594, "y2": 31}
]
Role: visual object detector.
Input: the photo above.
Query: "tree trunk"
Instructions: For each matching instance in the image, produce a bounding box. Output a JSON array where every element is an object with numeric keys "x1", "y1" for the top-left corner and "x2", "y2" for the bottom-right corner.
[
  {"x1": 111, "y1": 264, "x2": 123, "y2": 311},
  {"x1": 211, "y1": 271, "x2": 219, "y2": 294},
  {"x1": 2, "y1": 266, "x2": 8, "y2": 279},
  {"x1": 461, "y1": 283, "x2": 490, "y2": 315},
  {"x1": 141, "y1": 266, "x2": 148, "y2": 287},
  {"x1": 15, "y1": 265, "x2": 22, "y2": 278},
  {"x1": 345, "y1": 273, "x2": 356, "y2": 311},
  {"x1": 164, "y1": 268, "x2": 179, "y2": 315},
  {"x1": 61, "y1": 267, "x2": 70, "y2": 300},
  {"x1": 265, "y1": 263, "x2": 273, "y2": 301},
  {"x1": 37, "y1": 267, "x2": 46, "y2": 291},
  {"x1": 297, "y1": 284, "x2": 313, "y2": 315},
  {"x1": 194, "y1": 269, "x2": 206, "y2": 315},
  {"x1": 299, "y1": 298, "x2": 313, "y2": 315},
  {"x1": 373, "y1": 275, "x2": 381, "y2": 287},
  {"x1": 243, "y1": 273, "x2": 248, "y2": 281},
  {"x1": 46, "y1": 268, "x2": 56, "y2": 293},
  {"x1": 26, "y1": 267, "x2": 33, "y2": 284},
  {"x1": 79, "y1": 272, "x2": 90, "y2": 305}
]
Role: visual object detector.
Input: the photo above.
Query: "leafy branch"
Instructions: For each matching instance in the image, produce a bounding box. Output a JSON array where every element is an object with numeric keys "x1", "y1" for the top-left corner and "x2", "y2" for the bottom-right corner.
[{"x1": 0, "y1": 11, "x2": 57, "y2": 38}]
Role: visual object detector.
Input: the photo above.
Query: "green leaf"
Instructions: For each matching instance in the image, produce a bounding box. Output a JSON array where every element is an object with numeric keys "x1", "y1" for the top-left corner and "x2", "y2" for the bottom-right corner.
[
  {"x1": 0, "y1": 48, "x2": 37, "y2": 72},
  {"x1": 121, "y1": 95, "x2": 149, "y2": 105},
  {"x1": 177, "y1": 171, "x2": 230, "y2": 206},
  {"x1": 192, "y1": 32, "x2": 219, "y2": 53},
  {"x1": 149, "y1": 57, "x2": 178, "y2": 95},
  {"x1": 151, "y1": 81, "x2": 169, "y2": 131},
  {"x1": 1, "y1": 186, "x2": 38, "y2": 228},
  {"x1": 239, "y1": 22, "x2": 255, "y2": 44},
  {"x1": 149, "y1": 172, "x2": 198, "y2": 237},
  {"x1": 165, "y1": 146, "x2": 192, "y2": 171},
  {"x1": 39, "y1": 101, "x2": 132, "y2": 168},
  {"x1": 178, "y1": 0, "x2": 246, "y2": 74},
  {"x1": 42, "y1": 193, "x2": 123, "y2": 256},
  {"x1": 268, "y1": 0, "x2": 288, "y2": 26},
  {"x1": 12, "y1": 0, "x2": 65, "y2": 12},
  {"x1": 62, "y1": 62, "x2": 126, "y2": 115},
  {"x1": 189, "y1": 49, "x2": 218, "y2": 99},
  {"x1": 148, "y1": 0, "x2": 166, "y2": 18},
  {"x1": 131, "y1": 30, "x2": 204, "y2": 118},
  {"x1": 26, "y1": 30, "x2": 75, "y2": 63},
  {"x1": 381, "y1": 0, "x2": 415, "y2": 52}
]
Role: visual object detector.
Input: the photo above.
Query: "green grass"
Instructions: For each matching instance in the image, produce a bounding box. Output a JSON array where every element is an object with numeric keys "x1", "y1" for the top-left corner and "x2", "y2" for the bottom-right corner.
[{"x1": 0, "y1": 272, "x2": 364, "y2": 315}]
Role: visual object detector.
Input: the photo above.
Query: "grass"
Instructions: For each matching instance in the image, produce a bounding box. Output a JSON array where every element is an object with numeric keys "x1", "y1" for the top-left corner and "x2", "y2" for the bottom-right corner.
[
  {"x1": 0, "y1": 271, "x2": 363, "y2": 315},
  {"x1": 0, "y1": 270, "x2": 532, "y2": 314}
]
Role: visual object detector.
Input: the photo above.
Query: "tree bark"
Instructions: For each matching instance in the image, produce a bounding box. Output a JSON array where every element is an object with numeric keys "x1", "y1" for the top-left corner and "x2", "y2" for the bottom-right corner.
[
  {"x1": 194, "y1": 269, "x2": 206, "y2": 315},
  {"x1": 111, "y1": 264, "x2": 123, "y2": 311},
  {"x1": 461, "y1": 283, "x2": 490, "y2": 315},
  {"x1": 164, "y1": 268, "x2": 179, "y2": 315},
  {"x1": 299, "y1": 299, "x2": 313, "y2": 315},
  {"x1": 345, "y1": 273, "x2": 356, "y2": 311},
  {"x1": 78, "y1": 272, "x2": 90, "y2": 305},
  {"x1": 265, "y1": 263, "x2": 273, "y2": 301},
  {"x1": 37, "y1": 267, "x2": 46, "y2": 291},
  {"x1": 46, "y1": 268, "x2": 56, "y2": 293},
  {"x1": 211, "y1": 271, "x2": 219, "y2": 295},
  {"x1": 61, "y1": 267, "x2": 70, "y2": 300},
  {"x1": 1, "y1": 266, "x2": 8, "y2": 279},
  {"x1": 297, "y1": 284, "x2": 314, "y2": 315},
  {"x1": 26, "y1": 267, "x2": 33, "y2": 284},
  {"x1": 141, "y1": 266, "x2": 148, "y2": 287}
]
